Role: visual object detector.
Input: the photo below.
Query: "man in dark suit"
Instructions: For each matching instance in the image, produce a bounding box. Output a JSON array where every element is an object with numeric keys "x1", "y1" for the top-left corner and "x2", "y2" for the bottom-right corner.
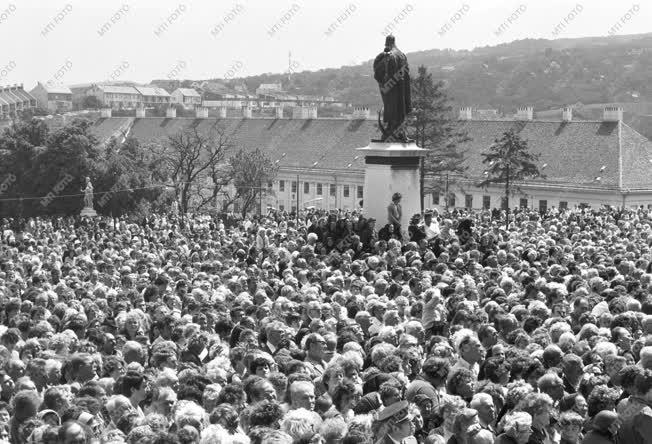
[{"x1": 260, "y1": 321, "x2": 286, "y2": 356}]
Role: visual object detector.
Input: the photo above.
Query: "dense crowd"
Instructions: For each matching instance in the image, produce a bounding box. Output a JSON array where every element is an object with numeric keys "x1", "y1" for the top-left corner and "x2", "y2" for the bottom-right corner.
[{"x1": 0, "y1": 204, "x2": 651, "y2": 444}]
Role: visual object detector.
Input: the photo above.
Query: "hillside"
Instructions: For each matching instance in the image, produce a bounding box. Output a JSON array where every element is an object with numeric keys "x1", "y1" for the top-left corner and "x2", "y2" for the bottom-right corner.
[{"x1": 155, "y1": 32, "x2": 652, "y2": 116}]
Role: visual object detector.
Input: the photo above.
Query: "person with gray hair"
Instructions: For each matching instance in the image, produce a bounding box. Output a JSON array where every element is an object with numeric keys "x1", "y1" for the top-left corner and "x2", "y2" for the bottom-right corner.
[
  {"x1": 280, "y1": 408, "x2": 322, "y2": 443},
  {"x1": 495, "y1": 411, "x2": 533, "y2": 444},
  {"x1": 470, "y1": 393, "x2": 497, "y2": 434},
  {"x1": 639, "y1": 346, "x2": 652, "y2": 370},
  {"x1": 470, "y1": 428, "x2": 496, "y2": 444},
  {"x1": 263, "y1": 320, "x2": 287, "y2": 356},
  {"x1": 288, "y1": 381, "x2": 316, "y2": 411},
  {"x1": 450, "y1": 329, "x2": 485, "y2": 381}
]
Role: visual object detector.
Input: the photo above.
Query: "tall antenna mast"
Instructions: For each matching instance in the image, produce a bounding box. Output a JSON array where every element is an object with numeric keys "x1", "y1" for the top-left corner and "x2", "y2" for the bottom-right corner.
[{"x1": 288, "y1": 51, "x2": 292, "y2": 82}]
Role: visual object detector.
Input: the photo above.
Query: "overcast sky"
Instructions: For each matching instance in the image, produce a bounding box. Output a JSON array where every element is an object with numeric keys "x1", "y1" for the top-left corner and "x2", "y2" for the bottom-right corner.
[{"x1": 1, "y1": 0, "x2": 649, "y2": 88}]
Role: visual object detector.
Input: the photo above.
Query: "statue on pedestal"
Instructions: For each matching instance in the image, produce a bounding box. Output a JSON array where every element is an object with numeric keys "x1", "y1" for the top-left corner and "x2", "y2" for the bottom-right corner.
[
  {"x1": 373, "y1": 35, "x2": 412, "y2": 142},
  {"x1": 82, "y1": 177, "x2": 94, "y2": 208},
  {"x1": 80, "y1": 176, "x2": 97, "y2": 217}
]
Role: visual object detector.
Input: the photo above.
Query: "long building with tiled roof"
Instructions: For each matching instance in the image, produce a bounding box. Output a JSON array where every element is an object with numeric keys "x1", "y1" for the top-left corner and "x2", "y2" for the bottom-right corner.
[
  {"x1": 0, "y1": 84, "x2": 37, "y2": 119},
  {"x1": 88, "y1": 105, "x2": 652, "y2": 213}
]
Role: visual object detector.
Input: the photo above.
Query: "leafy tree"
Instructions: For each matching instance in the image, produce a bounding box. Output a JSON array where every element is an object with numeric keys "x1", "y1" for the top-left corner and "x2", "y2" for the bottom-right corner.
[
  {"x1": 477, "y1": 129, "x2": 543, "y2": 224},
  {"x1": 0, "y1": 118, "x2": 98, "y2": 216},
  {"x1": 146, "y1": 125, "x2": 232, "y2": 216},
  {"x1": 93, "y1": 136, "x2": 164, "y2": 217},
  {"x1": 221, "y1": 148, "x2": 278, "y2": 217},
  {"x1": 82, "y1": 95, "x2": 102, "y2": 110},
  {"x1": 0, "y1": 118, "x2": 165, "y2": 217},
  {"x1": 408, "y1": 65, "x2": 470, "y2": 210}
]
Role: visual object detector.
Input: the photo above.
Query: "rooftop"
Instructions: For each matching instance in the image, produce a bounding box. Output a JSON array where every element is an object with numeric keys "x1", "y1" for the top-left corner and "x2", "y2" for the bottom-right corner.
[
  {"x1": 88, "y1": 117, "x2": 652, "y2": 191},
  {"x1": 0, "y1": 86, "x2": 35, "y2": 106},
  {"x1": 174, "y1": 88, "x2": 201, "y2": 97},
  {"x1": 134, "y1": 86, "x2": 170, "y2": 97},
  {"x1": 95, "y1": 85, "x2": 140, "y2": 95},
  {"x1": 39, "y1": 83, "x2": 72, "y2": 94}
]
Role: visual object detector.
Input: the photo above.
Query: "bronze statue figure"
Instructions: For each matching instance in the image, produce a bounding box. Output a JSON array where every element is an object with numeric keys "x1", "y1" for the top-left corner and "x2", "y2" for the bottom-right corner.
[{"x1": 373, "y1": 35, "x2": 412, "y2": 142}]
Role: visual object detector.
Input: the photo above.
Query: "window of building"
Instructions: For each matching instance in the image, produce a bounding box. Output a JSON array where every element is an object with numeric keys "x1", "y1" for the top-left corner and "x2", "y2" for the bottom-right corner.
[
  {"x1": 291, "y1": 181, "x2": 297, "y2": 193},
  {"x1": 559, "y1": 201, "x2": 568, "y2": 210},
  {"x1": 501, "y1": 197, "x2": 508, "y2": 210},
  {"x1": 579, "y1": 202, "x2": 588, "y2": 209},
  {"x1": 329, "y1": 184, "x2": 336, "y2": 197},
  {"x1": 316, "y1": 183, "x2": 323, "y2": 195},
  {"x1": 448, "y1": 194, "x2": 456, "y2": 208},
  {"x1": 291, "y1": 206, "x2": 296, "y2": 213},
  {"x1": 279, "y1": 180, "x2": 285, "y2": 192},
  {"x1": 539, "y1": 199, "x2": 548, "y2": 213},
  {"x1": 279, "y1": 204, "x2": 285, "y2": 211},
  {"x1": 432, "y1": 193, "x2": 440, "y2": 205},
  {"x1": 482, "y1": 195, "x2": 490, "y2": 209},
  {"x1": 357, "y1": 186, "x2": 363, "y2": 199},
  {"x1": 304, "y1": 182, "x2": 309, "y2": 194},
  {"x1": 343, "y1": 185, "x2": 350, "y2": 198},
  {"x1": 465, "y1": 194, "x2": 473, "y2": 209},
  {"x1": 519, "y1": 198, "x2": 528, "y2": 208}
]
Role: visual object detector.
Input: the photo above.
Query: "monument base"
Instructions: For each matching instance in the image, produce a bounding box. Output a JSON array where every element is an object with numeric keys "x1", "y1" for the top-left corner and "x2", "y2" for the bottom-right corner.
[
  {"x1": 80, "y1": 207, "x2": 97, "y2": 217},
  {"x1": 357, "y1": 141, "x2": 427, "y2": 235}
]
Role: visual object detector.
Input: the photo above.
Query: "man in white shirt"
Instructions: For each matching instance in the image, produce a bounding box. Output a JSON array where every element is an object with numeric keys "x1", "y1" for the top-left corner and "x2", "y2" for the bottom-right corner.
[{"x1": 421, "y1": 210, "x2": 440, "y2": 241}]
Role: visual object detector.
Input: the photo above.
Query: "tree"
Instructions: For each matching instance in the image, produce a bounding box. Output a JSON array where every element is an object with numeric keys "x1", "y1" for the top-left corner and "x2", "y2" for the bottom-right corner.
[
  {"x1": 82, "y1": 95, "x2": 102, "y2": 110},
  {"x1": 93, "y1": 136, "x2": 164, "y2": 217},
  {"x1": 221, "y1": 148, "x2": 278, "y2": 217},
  {"x1": 0, "y1": 118, "x2": 168, "y2": 217},
  {"x1": 477, "y1": 129, "x2": 543, "y2": 225},
  {"x1": 408, "y1": 65, "x2": 470, "y2": 211},
  {"x1": 0, "y1": 118, "x2": 99, "y2": 216},
  {"x1": 146, "y1": 124, "x2": 232, "y2": 216}
]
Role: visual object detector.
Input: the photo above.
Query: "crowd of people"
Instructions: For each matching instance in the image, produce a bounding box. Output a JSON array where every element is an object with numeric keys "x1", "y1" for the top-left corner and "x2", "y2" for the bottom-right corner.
[{"x1": 0, "y1": 203, "x2": 651, "y2": 444}]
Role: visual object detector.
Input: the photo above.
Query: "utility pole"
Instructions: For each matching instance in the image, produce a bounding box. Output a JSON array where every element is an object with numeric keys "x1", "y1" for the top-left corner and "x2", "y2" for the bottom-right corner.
[
  {"x1": 505, "y1": 163, "x2": 510, "y2": 229},
  {"x1": 259, "y1": 178, "x2": 262, "y2": 216},
  {"x1": 445, "y1": 173, "x2": 449, "y2": 211}
]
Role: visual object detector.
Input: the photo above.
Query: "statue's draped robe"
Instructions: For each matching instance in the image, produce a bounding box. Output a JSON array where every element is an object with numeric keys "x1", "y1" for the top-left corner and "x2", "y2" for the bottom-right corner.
[
  {"x1": 373, "y1": 46, "x2": 412, "y2": 139},
  {"x1": 84, "y1": 185, "x2": 93, "y2": 208}
]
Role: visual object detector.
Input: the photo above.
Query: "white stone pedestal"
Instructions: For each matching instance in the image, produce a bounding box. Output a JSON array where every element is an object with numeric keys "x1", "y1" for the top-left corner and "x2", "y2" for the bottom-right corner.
[
  {"x1": 357, "y1": 141, "x2": 427, "y2": 234},
  {"x1": 80, "y1": 207, "x2": 97, "y2": 217}
]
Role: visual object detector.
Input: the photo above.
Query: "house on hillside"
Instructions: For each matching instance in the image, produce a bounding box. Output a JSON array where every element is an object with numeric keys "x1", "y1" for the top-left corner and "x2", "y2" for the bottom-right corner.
[
  {"x1": 30, "y1": 83, "x2": 73, "y2": 113},
  {"x1": 171, "y1": 88, "x2": 201, "y2": 109},
  {"x1": 134, "y1": 86, "x2": 171, "y2": 107},
  {"x1": 255, "y1": 83, "x2": 283, "y2": 96},
  {"x1": 0, "y1": 84, "x2": 37, "y2": 118},
  {"x1": 87, "y1": 85, "x2": 142, "y2": 109}
]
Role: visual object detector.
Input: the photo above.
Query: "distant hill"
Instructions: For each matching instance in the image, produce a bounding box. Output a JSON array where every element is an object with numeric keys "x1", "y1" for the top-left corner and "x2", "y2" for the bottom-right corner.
[{"x1": 158, "y1": 32, "x2": 652, "y2": 117}]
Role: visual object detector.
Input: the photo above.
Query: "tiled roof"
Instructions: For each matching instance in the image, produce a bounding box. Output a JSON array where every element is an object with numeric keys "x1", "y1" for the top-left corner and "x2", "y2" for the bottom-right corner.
[
  {"x1": 114, "y1": 118, "x2": 373, "y2": 172},
  {"x1": 175, "y1": 88, "x2": 201, "y2": 97},
  {"x1": 89, "y1": 117, "x2": 652, "y2": 191},
  {"x1": 97, "y1": 85, "x2": 140, "y2": 95},
  {"x1": 620, "y1": 123, "x2": 652, "y2": 190},
  {"x1": 0, "y1": 89, "x2": 27, "y2": 105},
  {"x1": 42, "y1": 84, "x2": 72, "y2": 94},
  {"x1": 11, "y1": 88, "x2": 36, "y2": 102},
  {"x1": 135, "y1": 86, "x2": 170, "y2": 97},
  {"x1": 456, "y1": 120, "x2": 624, "y2": 188}
]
